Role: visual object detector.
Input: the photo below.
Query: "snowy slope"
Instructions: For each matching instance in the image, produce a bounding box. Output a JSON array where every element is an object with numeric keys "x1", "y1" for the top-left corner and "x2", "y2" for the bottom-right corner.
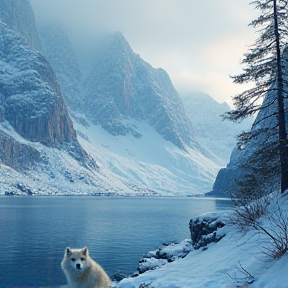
[
  {"x1": 117, "y1": 193, "x2": 288, "y2": 288},
  {"x1": 73, "y1": 116, "x2": 219, "y2": 195},
  {"x1": 0, "y1": 121, "x2": 150, "y2": 196},
  {"x1": 181, "y1": 92, "x2": 252, "y2": 166},
  {"x1": 0, "y1": 113, "x2": 219, "y2": 196},
  {"x1": 0, "y1": 116, "x2": 219, "y2": 196}
]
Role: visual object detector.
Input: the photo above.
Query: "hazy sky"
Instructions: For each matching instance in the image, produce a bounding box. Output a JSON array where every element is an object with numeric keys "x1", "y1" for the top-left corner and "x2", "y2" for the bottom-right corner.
[{"x1": 30, "y1": 0, "x2": 258, "y2": 104}]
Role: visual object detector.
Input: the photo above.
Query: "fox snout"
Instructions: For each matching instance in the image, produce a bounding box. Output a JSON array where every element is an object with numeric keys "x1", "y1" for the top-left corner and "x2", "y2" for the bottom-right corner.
[{"x1": 73, "y1": 261, "x2": 83, "y2": 271}]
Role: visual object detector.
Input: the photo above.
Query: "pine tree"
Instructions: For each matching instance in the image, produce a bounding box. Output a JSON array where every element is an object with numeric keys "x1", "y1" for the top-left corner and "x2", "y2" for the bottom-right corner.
[{"x1": 224, "y1": 0, "x2": 288, "y2": 193}]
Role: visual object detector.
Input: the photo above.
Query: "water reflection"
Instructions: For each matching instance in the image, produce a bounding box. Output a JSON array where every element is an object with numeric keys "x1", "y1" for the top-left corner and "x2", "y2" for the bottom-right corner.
[{"x1": 0, "y1": 196, "x2": 232, "y2": 287}]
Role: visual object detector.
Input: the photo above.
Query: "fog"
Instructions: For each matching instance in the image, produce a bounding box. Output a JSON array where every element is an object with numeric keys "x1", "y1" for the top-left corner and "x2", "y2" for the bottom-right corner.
[{"x1": 30, "y1": 0, "x2": 257, "y2": 104}]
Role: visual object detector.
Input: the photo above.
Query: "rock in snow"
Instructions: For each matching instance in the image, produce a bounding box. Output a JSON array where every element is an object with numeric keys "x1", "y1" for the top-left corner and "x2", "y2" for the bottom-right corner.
[
  {"x1": 189, "y1": 212, "x2": 227, "y2": 250},
  {"x1": 137, "y1": 239, "x2": 192, "y2": 274}
]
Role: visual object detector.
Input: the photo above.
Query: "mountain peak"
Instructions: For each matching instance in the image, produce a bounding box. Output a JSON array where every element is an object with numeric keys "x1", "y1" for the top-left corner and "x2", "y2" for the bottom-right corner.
[
  {"x1": 113, "y1": 31, "x2": 126, "y2": 40},
  {"x1": 81, "y1": 32, "x2": 205, "y2": 152},
  {"x1": 108, "y1": 31, "x2": 134, "y2": 56},
  {"x1": 0, "y1": 0, "x2": 41, "y2": 51}
]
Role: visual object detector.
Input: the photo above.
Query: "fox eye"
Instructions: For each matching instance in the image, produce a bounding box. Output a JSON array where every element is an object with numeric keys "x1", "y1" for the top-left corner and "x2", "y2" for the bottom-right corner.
[
  {"x1": 81, "y1": 257, "x2": 85, "y2": 261},
  {"x1": 71, "y1": 258, "x2": 76, "y2": 262}
]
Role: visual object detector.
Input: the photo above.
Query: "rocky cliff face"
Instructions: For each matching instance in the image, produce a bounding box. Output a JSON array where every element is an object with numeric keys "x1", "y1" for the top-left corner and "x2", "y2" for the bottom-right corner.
[
  {"x1": 0, "y1": 23, "x2": 76, "y2": 147},
  {"x1": 0, "y1": 6, "x2": 97, "y2": 171},
  {"x1": 210, "y1": 76, "x2": 288, "y2": 197},
  {"x1": 0, "y1": 129, "x2": 42, "y2": 171},
  {"x1": 41, "y1": 25, "x2": 84, "y2": 112},
  {"x1": 82, "y1": 32, "x2": 201, "y2": 151},
  {"x1": 0, "y1": 0, "x2": 41, "y2": 51}
]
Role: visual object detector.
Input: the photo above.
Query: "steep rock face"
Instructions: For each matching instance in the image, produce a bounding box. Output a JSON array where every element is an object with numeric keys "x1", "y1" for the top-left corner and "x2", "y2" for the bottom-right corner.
[
  {"x1": 210, "y1": 85, "x2": 288, "y2": 197},
  {"x1": 41, "y1": 25, "x2": 84, "y2": 112},
  {"x1": 182, "y1": 92, "x2": 252, "y2": 165},
  {"x1": 83, "y1": 32, "x2": 200, "y2": 151},
  {"x1": 0, "y1": 129, "x2": 41, "y2": 171},
  {"x1": 0, "y1": 0, "x2": 41, "y2": 51},
  {"x1": 0, "y1": 23, "x2": 76, "y2": 146},
  {"x1": 0, "y1": 23, "x2": 97, "y2": 169}
]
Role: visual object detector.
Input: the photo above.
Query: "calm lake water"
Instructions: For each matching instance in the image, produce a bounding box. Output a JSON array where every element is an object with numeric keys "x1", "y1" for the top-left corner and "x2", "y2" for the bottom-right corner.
[{"x1": 0, "y1": 196, "x2": 232, "y2": 287}]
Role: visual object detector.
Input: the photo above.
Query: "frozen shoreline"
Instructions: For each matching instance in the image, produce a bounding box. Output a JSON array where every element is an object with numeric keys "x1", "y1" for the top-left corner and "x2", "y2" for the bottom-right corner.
[{"x1": 115, "y1": 209, "x2": 288, "y2": 288}]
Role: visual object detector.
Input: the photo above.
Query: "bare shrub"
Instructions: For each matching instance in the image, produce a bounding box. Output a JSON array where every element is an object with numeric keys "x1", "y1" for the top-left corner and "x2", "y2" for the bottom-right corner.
[
  {"x1": 229, "y1": 195, "x2": 270, "y2": 232},
  {"x1": 231, "y1": 192, "x2": 288, "y2": 260},
  {"x1": 259, "y1": 199, "x2": 288, "y2": 259}
]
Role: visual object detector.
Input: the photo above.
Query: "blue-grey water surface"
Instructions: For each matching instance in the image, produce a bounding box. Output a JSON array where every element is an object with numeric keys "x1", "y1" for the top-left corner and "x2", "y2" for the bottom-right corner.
[{"x1": 0, "y1": 196, "x2": 232, "y2": 287}]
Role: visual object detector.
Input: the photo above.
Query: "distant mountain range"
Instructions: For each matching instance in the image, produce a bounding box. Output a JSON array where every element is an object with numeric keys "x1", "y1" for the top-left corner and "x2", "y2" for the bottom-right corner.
[
  {"x1": 0, "y1": 0, "x2": 251, "y2": 196},
  {"x1": 181, "y1": 92, "x2": 252, "y2": 166}
]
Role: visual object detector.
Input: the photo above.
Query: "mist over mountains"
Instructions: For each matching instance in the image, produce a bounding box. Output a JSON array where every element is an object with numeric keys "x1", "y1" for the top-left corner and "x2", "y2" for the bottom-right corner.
[
  {"x1": 0, "y1": 0, "x2": 251, "y2": 196},
  {"x1": 181, "y1": 92, "x2": 253, "y2": 166}
]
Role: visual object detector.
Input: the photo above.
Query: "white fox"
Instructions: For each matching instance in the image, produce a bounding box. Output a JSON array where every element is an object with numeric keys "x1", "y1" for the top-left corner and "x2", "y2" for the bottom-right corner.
[{"x1": 61, "y1": 247, "x2": 111, "y2": 288}]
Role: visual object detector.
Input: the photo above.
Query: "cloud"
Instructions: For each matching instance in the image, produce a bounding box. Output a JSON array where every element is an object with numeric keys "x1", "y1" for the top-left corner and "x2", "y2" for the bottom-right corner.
[
  {"x1": 30, "y1": 0, "x2": 257, "y2": 103},
  {"x1": 171, "y1": 71, "x2": 234, "y2": 104}
]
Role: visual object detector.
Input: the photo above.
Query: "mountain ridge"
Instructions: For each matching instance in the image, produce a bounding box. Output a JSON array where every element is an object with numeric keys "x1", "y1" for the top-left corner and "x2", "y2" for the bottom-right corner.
[
  {"x1": 82, "y1": 31, "x2": 201, "y2": 151},
  {"x1": 40, "y1": 26, "x2": 221, "y2": 194}
]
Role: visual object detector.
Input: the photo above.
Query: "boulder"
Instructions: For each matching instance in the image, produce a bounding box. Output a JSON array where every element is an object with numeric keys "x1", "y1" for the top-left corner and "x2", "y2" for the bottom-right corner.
[{"x1": 189, "y1": 213, "x2": 226, "y2": 250}]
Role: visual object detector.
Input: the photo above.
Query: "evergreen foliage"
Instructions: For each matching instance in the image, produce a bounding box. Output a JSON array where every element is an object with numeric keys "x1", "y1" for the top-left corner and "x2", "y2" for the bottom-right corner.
[{"x1": 224, "y1": 0, "x2": 288, "y2": 193}]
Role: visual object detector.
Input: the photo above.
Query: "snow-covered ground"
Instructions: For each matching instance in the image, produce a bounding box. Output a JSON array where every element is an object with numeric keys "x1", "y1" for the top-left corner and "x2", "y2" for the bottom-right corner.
[
  {"x1": 0, "y1": 121, "x2": 146, "y2": 196},
  {"x1": 116, "y1": 193, "x2": 288, "y2": 288},
  {"x1": 0, "y1": 114, "x2": 220, "y2": 196},
  {"x1": 74, "y1": 117, "x2": 220, "y2": 196}
]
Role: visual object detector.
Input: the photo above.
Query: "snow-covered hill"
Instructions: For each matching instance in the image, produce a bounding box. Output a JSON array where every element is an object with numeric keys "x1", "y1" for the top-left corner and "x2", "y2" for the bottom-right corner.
[
  {"x1": 117, "y1": 192, "x2": 288, "y2": 288},
  {"x1": 0, "y1": 121, "x2": 147, "y2": 196},
  {"x1": 73, "y1": 115, "x2": 219, "y2": 195}
]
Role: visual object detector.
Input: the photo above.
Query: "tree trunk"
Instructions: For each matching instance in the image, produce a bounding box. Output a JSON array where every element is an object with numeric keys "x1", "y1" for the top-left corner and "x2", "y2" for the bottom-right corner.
[{"x1": 273, "y1": 0, "x2": 288, "y2": 193}]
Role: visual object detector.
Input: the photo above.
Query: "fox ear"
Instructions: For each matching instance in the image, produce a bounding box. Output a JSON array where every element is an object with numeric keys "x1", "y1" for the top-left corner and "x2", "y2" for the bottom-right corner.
[
  {"x1": 65, "y1": 247, "x2": 72, "y2": 255},
  {"x1": 82, "y1": 247, "x2": 88, "y2": 256}
]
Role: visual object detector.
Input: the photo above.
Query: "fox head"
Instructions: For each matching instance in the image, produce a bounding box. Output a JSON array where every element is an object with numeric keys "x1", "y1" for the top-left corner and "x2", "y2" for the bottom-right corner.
[{"x1": 64, "y1": 247, "x2": 89, "y2": 272}]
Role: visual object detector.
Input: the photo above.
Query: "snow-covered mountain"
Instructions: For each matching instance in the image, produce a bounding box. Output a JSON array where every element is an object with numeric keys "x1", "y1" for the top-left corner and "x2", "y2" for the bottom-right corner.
[
  {"x1": 0, "y1": 20, "x2": 151, "y2": 196},
  {"x1": 82, "y1": 32, "x2": 203, "y2": 152},
  {"x1": 0, "y1": 0, "x2": 223, "y2": 196},
  {"x1": 40, "y1": 25, "x2": 84, "y2": 112},
  {"x1": 0, "y1": 1, "x2": 117, "y2": 196},
  {"x1": 181, "y1": 92, "x2": 252, "y2": 165},
  {"x1": 39, "y1": 26, "x2": 221, "y2": 195},
  {"x1": 0, "y1": 0, "x2": 41, "y2": 51}
]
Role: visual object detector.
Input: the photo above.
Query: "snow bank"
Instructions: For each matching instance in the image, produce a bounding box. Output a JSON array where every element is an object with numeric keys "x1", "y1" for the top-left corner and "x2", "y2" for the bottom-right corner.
[
  {"x1": 116, "y1": 203, "x2": 288, "y2": 288},
  {"x1": 138, "y1": 240, "x2": 192, "y2": 274}
]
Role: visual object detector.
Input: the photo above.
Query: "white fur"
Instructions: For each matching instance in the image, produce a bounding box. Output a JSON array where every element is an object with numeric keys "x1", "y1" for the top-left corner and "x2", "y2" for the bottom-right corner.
[{"x1": 61, "y1": 247, "x2": 111, "y2": 288}]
